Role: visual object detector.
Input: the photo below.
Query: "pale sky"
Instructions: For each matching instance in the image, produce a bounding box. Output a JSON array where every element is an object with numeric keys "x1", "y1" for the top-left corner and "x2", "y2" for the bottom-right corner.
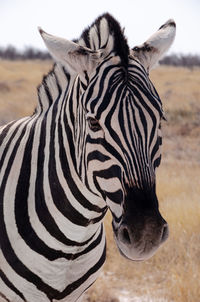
[{"x1": 0, "y1": 0, "x2": 199, "y2": 54}]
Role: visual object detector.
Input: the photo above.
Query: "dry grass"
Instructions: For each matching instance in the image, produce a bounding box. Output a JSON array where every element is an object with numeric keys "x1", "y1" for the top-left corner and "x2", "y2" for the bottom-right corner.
[
  {"x1": 0, "y1": 61, "x2": 200, "y2": 302},
  {"x1": 0, "y1": 60, "x2": 51, "y2": 124}
]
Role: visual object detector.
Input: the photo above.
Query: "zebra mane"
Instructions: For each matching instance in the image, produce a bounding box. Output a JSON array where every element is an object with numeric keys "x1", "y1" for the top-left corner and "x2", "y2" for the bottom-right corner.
[
  {"x1": 75, "y1": 13, "x2": 129, "y2": 67},
  {"x1": 36, "y1": 63, "x2": 70, "y2": 114}
]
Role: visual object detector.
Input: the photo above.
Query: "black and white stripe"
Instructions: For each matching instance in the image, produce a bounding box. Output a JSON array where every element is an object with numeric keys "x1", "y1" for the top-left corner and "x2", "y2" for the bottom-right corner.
[{"x1": 0, "y1": 13, "x2": 175, "y2": 302}]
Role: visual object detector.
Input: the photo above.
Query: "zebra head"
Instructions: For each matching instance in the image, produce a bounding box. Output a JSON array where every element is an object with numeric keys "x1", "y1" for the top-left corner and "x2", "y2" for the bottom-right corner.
[{"x1": 39, "y1": 14, "x2": 176, "y2": 261}]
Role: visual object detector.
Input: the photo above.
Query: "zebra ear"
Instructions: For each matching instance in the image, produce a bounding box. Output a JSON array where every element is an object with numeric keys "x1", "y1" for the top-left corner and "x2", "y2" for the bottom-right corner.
[
  {"x1": 38, "y1": 27, "x2": 102, "y2": 74},
  {"x1": 132, "y1": 19, "x2": 176, "y2": 73}
]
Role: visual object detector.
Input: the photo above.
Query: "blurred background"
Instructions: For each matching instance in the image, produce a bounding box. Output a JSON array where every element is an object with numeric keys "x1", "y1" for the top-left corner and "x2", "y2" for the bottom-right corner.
[
  {"x1": 0, "y1": 0, "x2": 200, "y2": 53},
  {"x1": 0, "y1": 0, "x2": 199, "y2": 301}
]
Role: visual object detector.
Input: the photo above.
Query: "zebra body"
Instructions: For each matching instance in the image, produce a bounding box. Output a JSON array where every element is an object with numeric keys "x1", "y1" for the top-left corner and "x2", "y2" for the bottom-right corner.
[{"x1": 0, "y1": 14, "x2": 175, "y2": 302}]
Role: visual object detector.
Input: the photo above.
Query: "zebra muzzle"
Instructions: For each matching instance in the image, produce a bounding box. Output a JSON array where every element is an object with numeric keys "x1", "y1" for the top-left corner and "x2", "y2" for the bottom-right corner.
[
  {"x1": 112, "y1": 186, "x2": 169, "y2": 261},
  {"x1": 113, "y1": 215, "x2": 169, "y2": 261}
]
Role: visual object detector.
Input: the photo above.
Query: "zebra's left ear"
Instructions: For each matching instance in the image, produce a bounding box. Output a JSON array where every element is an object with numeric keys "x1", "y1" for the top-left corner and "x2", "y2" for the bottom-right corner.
[
  {"x1": 38, "y1": 28, "x2": 102, "y2": 74},
  {"x1": 132, "y1": 19, "x2": 176, "y2": 73}
]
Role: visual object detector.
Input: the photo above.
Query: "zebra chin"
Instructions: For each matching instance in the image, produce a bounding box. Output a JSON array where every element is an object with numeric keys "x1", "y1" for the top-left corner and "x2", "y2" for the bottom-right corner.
[{"x1": 112, "y1": 218, "x2": 169, "y2": 261}]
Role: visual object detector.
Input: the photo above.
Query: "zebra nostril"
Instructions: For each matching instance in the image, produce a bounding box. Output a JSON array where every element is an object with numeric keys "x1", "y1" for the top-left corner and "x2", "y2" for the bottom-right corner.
[
  {"x1": 122, "y1": 227, "x2": 131, "y2": 244},
  {"x1": 161, "y1": 223, "x2": 169, "y2": 243}
]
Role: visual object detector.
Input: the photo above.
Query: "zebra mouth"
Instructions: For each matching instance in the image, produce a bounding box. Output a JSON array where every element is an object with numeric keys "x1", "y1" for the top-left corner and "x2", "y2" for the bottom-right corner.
[
  {"x1": 111, "y1": 219, "x2": 168, "y2": 262},
  {"x1": 115, "y1": 242, "x2": 144, "y2": 262}
]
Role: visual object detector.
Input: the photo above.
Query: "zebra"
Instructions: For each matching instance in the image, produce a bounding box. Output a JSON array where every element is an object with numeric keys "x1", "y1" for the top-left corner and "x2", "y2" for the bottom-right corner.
[{"x1": 0, "y1": 13, "x2": 176, "y2": 302}]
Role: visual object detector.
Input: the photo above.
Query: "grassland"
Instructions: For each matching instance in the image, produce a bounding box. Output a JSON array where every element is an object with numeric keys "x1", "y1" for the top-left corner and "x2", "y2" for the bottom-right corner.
[{"x1": 0, "y1": 60, "x2": 199, "y2": 302}]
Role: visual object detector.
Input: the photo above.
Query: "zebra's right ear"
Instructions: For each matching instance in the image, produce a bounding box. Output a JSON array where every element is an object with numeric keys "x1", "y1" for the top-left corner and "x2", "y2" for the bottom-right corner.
[{"x1": 38, "y1": 28, "x2": 102, "y2": 74}]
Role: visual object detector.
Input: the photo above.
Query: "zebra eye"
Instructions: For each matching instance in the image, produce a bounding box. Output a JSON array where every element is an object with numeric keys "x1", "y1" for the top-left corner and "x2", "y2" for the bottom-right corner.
[
  {"x1": 87, "y1": 117, "x2": 101, "y2": 132},
  {"x1": 133, "y1": 46, "x2": 140, "y2": 52}
]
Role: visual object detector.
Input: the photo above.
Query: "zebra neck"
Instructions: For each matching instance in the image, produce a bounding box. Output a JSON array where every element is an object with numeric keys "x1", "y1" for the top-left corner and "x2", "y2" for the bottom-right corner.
[{"x1": 35, "y1": 64, "x2": 106, "y2": 226}]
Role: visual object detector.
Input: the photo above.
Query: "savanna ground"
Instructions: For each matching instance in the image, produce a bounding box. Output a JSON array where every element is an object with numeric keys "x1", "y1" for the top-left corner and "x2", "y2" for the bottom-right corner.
[{"x1": 0, "y1": 60, "x2": 199, "y2": 302}]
